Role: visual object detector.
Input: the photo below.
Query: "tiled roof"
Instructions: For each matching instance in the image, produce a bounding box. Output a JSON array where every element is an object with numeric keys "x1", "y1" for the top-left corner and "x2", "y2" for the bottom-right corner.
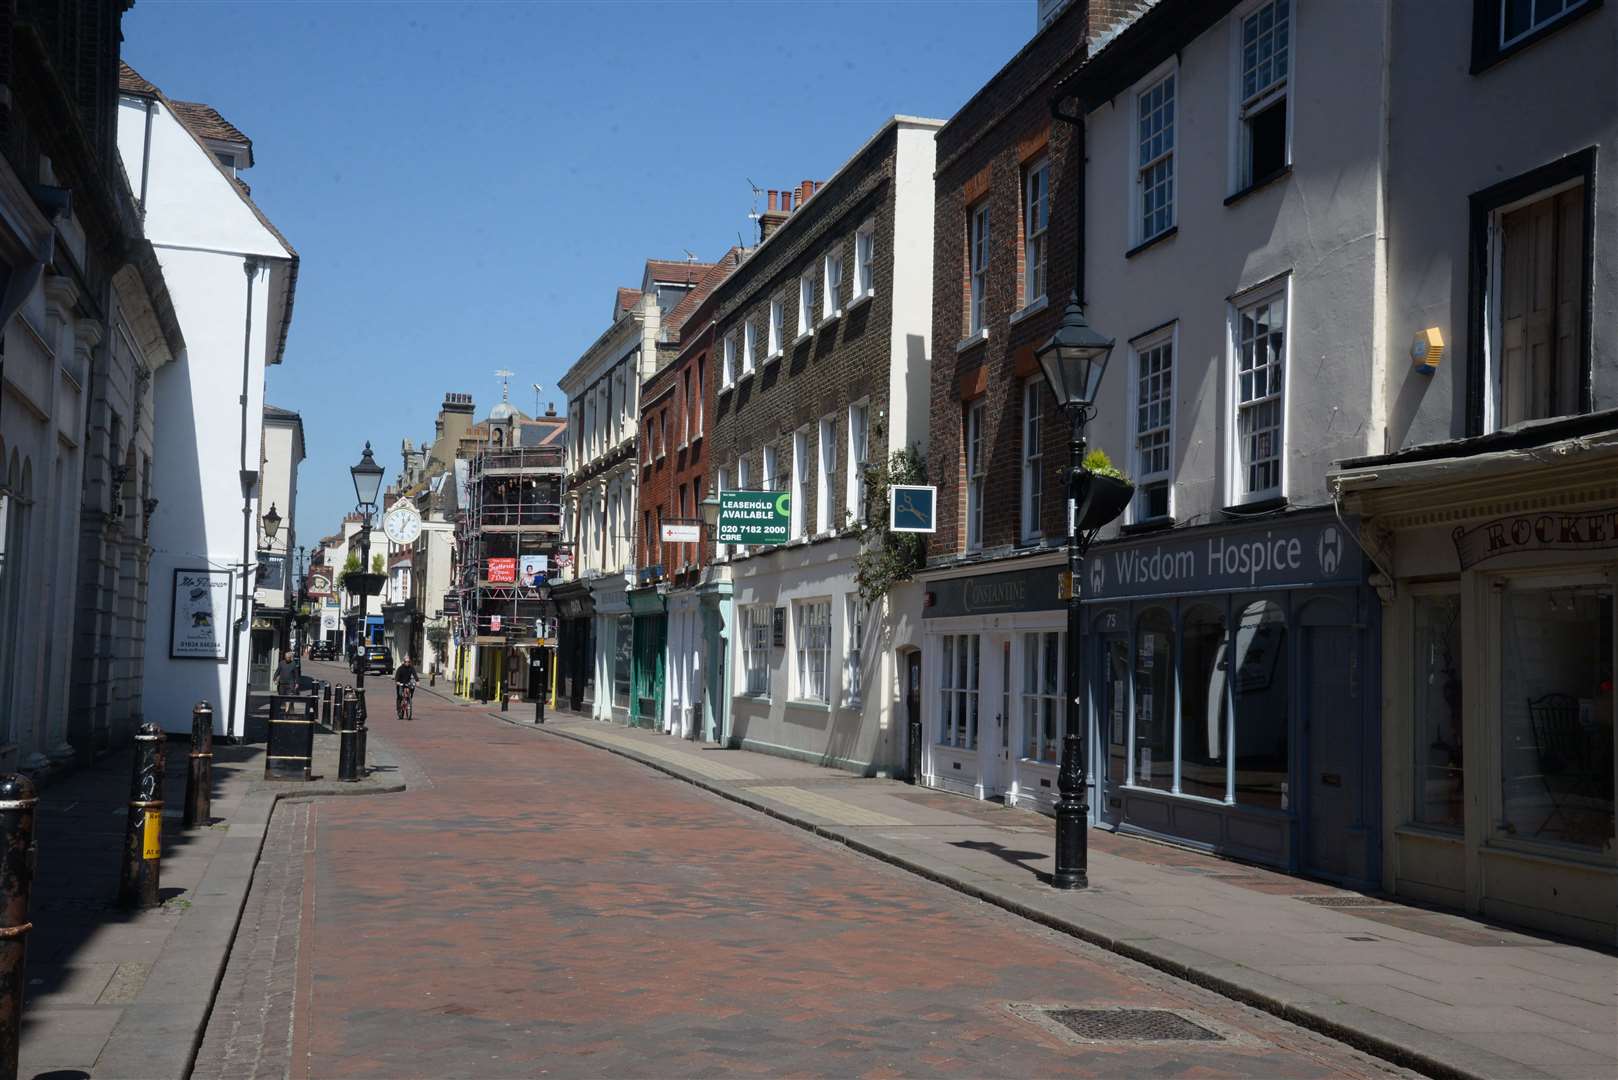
[
  {"x1": 171, "y1": 100, "x2": 255, "y2": 166},
  {"x1": 615, "y1": 287, "x2": 643, "y2": 317},
  {"x1": 662, "y1": 247, "x2": 746, "y2": 339},
  {"x1": 264, "y1": 403, "x2": 300, "y2": 420},
  {"x1": 644, "y1": 258, "x2": 714, "y2": 287},
  {"x1": 119, "y1": 62, "x2": 159, "y2": 96}
]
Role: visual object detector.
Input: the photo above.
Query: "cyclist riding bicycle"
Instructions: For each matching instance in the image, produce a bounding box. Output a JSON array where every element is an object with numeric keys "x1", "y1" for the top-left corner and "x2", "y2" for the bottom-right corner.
[{"x1": 394, "y1": 655, "x2": 419, "y2": 720}]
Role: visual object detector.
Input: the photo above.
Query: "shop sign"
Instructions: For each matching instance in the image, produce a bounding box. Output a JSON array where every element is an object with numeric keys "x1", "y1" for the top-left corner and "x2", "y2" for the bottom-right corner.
[
  {"x1": 1453, "y1": 505, "x2": 1618, "y2": 569},
  {"x1": 321, "y1": 611, "x2": 339, "y2": 632},
  {"x1": 307, "y1": 568, "x2": 333, "y2": 597},
  {"x1": 717, "y1": 491, "x2": 789, "y2": 545},
  {"x1": 660, "y1": 523, "x2": 701, "y2": 543},
  {"x1": 890, "y1": 485, "x2": 938, "y2": 533},
  {"x1": 1084, "y1": 516, "x2": 1362, "y2": 601},
  {"x1": 924, "y1": 566, "x2": 1065, "y2": 619},
  {"x1": 170, "y1": 568, "x2": 232, "y2": 660},
  {"x1": 487, "y1": 557, "x2": 517, "y2": 583}
]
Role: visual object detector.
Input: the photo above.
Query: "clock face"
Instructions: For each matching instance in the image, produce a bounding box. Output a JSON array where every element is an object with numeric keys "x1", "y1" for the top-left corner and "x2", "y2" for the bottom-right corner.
[{"x1": 383, "y1": 505, "x2": 422, "y2": 544}]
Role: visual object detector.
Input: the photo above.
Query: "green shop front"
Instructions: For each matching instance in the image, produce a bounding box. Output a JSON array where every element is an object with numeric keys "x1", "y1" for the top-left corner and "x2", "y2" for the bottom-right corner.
[{"x1": 628, "y1": 573, "x2": 666, "y2": 730}]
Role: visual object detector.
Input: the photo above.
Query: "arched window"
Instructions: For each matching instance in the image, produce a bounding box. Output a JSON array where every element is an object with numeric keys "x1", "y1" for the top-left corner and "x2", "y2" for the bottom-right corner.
[
  {"x1": 1181, "y1": 603, "x2": 1230, "y2": 801},
  {"x1": 1133, "y1": 607, "x2": 1175, "y2": 791},
  {"x1": 1233, "y1": 599, "x2": 1289, "y2": 808}
]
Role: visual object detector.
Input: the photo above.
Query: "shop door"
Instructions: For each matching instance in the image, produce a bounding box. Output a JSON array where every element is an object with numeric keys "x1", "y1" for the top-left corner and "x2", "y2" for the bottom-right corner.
[
  {"x1": 632, "y1": 616, "x2": 665, "y2": 729},
  {"x1": 1096, "y1": 632, "x2": 1130, "y2": 826},
  {"x1": 1302, "y1": 622, "x2": 1361, "y2": 882},
  {"x1": 979, "y1": 636, "x2": 1012, "y2": 797},
  {"x1": 250, "y1": 628, "x2": 274, "y2": 690},
  {"x1": 905, "y1": 651, "x2": 923, "y2": 784}
]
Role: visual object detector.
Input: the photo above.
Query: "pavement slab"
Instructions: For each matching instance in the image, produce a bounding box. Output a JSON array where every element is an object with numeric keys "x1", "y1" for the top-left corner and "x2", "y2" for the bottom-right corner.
[
  {"x1": 237, "y1": 687, "x2": 1433, "y2": 1079},
  {"x1": 523, "y1": 710, "x2": 1618, "y2": 1080}
]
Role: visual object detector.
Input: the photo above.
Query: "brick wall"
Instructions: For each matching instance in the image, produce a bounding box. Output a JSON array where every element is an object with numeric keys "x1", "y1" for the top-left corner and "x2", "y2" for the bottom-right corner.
[
  {"x1": 709, "y1": 127, "x2": 901, "y2": 539},
  {"x1": 929, "y1": 0, "x2": 1100, "y2": 559},
  {"x1": 636, "y1": 327, "x2": 711, "y2": 584}
]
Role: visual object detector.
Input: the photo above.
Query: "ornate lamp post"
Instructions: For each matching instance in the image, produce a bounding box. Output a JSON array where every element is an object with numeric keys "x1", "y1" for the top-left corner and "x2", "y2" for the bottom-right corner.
[
  {"x1": 534, "y1": 578, "x2": 553, "y2": 723},
  {"x1": 349, "y1": 443, "x2": 386, "y2": 700},
  {"x1": 1035, "y1": 292, "x2": 1115, "y2": 891},
  {"x1": 700, "y1": 487, "x2": 721, "y2": 554}
]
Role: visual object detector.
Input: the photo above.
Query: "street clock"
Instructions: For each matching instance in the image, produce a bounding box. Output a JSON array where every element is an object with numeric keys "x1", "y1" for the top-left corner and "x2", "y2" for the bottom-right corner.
[{"x1": 382, "y1": 503, "x2": 422, "y2": 545}]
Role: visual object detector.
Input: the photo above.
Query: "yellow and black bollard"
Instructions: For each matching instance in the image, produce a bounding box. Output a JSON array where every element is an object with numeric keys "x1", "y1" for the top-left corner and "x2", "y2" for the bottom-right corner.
[
  {"x1": 0, "y1": 774, "x2": 38, "y2": 1080},
  {"x1": 119, "y1": 722, "x2": 165, "y2": 909},
  {"x1": 183, "y1": 701, "x2": 213, "y2": 828}
]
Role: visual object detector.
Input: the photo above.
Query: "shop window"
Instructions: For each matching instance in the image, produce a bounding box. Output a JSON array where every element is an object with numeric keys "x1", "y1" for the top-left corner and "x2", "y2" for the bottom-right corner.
[
  {"x1": 1498, "y1": 582, "x2": 1614, "y2": 851},
  {"x1": 613, "y1": 613, "x2": 633, "y2": 709},
  {"x1": 743, "y1": 605, "x2": 770, "y2": 697},
  {"x1": 794, "y1": 600, "x2": 831, "y2": 704},
  {"x1": 1021, "y1": 631, "x2": 1063, "y2": 763},
  {"x1": 1232, "y1": 600, "x2": 1289, "y2": 809},
  {"x1": 1180, "y1": 604, "x2": 1230, "y2": 801},
  {"x1": 1132, "y1": 608, "x2": 1175, "y2": 791},
  {"x1": 1103, "y1": 635, "x2": 1130, "y2": 790},
  {"x1": 939, "y1": 634, "x2": 980, "y2": 749},
  {"x1": 1413, "y1": 593, "x2": 1465, "y2": 831}
]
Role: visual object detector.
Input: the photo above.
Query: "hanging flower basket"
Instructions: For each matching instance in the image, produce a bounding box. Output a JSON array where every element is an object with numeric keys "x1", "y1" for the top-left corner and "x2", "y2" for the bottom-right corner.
[
  {"x1": 344, "y1": 572, "x2": 386, "y2": 597},
  {"x1": 1077, "y1": 472, "x2": 1134, "y2": 531}
]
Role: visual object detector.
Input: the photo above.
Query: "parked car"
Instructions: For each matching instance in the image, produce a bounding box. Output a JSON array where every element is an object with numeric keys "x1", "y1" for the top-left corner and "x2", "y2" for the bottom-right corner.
[
  {"x1": 310, "y1": 640, "x2": 337, "y2": 661},
  {"x1": 351, "y1": 645, "x2": 394, "y2": 675}
]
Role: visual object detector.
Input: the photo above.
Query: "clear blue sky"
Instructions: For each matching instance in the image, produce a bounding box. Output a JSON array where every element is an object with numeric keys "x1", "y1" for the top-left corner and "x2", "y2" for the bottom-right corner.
[{"x1": 124, "y1": 0, "x2": 1034, "y2": 556}]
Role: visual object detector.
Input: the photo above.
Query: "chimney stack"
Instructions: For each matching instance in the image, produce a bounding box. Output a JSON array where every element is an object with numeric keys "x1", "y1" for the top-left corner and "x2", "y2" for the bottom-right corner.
[{"x1": 757, "y1": 180, "x2": 823, "y2": 244}]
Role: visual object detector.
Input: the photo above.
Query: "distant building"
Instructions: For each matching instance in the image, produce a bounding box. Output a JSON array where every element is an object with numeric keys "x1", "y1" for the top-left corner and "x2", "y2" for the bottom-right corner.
[{"x1": 253, "y1": 405, "x2": 305, "y2": 688}]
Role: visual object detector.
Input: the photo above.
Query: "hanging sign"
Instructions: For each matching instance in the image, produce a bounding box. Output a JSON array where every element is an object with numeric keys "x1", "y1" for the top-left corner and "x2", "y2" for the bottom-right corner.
[
  {"x1": 306, "y1": 567, "x2": 333, "y2": 597},
  {"x1": 170, "y1": 568, "x2": 232, "y2": 660},
  {"x1": 717, "y1": 491, "x2": 790, "y2": 545},
  {"x1": 890, "y1": 485, "x2": 938, "y2": 533},
  {"x1": 660, "y1": 523, "x2": 701, "y2": 543},
  {"x1": 1452, "y1": 506, "x2": 1618, "y2": 569}
]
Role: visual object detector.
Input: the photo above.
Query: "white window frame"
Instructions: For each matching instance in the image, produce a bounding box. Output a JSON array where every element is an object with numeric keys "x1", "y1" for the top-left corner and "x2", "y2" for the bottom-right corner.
[
  {"x1": 1133, "y1": 65, "x2": 1176, "y2": 246},
  {"x1": 742, "y1": 319, "x2": 757, "y2": 377},
  {"x1": 844, "y1": 595, "x2": 866, "y2": 708},
  {"x1": 969, "y1": 202, "x2": 990, "y2": 333},
  {"x1": 847, "y1": 400, "x2": 869, "y2": 526},
  {"x1": 822, "y1": 250, "x2": 843, "y2": 322},
  {"x1": 721, "y1": 331, "x2": 737, "y2": 390},
  {"x1": 1023, "y1": 159, "x2": 1050, "y2": 305},
  {"x1": 791, "y1": 428, "x2": 809, "y2": 540},
  {"x1": 1228, "y1": 280, "x2": 1289, "y2": 505},
  {"x1": 1129, "y1": 324, "x2": 1177, "y2": 523},
  {"x1": 853, "y1": 220, "x2": 876, "y2": 303},
  {"x1": 762, "y1": 442, "x2": 779, "y2": 495},
  {"x1": 735, "y1": 454, "x2": 753, "y2": 557},
  {"x1": 794, "y1": 599, "x2": 831, "y2": 704},
  {"x1": 1229, "y1": 0, "x2": 1293, "y2": 194},
  {"x1": 816, "y1": 415, "x2": 835, "y2": 535},
  {"x1": 798, "y1": 273, "x2": 815, "y2": 340},
  {"x1": 966, "y1": 400, "x2": 986, "y2": 550},
  {"x1": 742, "y1": 604, "x2": 771, "y2": 697},
  {"x1": 1020, "y1": 379, "x2": 1043, "y2": 544},
  {"x1": 938, "y1": 633, "x2": 980, "y2": 750},
  {"x1": 1020, "y1": 630, "x2": 1064, "y2": 763},
  {"x1": 1500, "y1": 0, "x2": 1588, "y2": 49},
  {"x1": 768, "y1": 295, "x2": 785, "y2": 359}
]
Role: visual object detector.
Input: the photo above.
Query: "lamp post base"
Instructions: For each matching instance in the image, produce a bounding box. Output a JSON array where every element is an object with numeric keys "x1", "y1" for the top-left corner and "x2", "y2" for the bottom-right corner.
[{"x1": 1052, "y1": 797, "x2": 1089, "y2": 890}]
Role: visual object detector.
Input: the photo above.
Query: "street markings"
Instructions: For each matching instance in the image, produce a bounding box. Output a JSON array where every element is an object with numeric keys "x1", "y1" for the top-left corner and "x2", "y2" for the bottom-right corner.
[{"x1": 746, "y1": 786, "x2": 909, "y2": 828}]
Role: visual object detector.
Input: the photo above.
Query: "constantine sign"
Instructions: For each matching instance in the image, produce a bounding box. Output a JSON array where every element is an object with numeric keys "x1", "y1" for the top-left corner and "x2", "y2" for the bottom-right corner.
[{"x1": 1453, "y1": 506, "x2": 1618, "y2": 569}]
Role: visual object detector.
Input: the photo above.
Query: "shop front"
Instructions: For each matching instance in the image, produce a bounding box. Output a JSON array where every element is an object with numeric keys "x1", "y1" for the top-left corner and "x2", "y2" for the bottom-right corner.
[
  {"x1": 1081, "y1": 510, "x2": 1379, "y2": 885},
  {"x1": 697, "y1": 572, "x2": 733, "y2": 744},
  {"x1": 666, "y1": 586, "x2": 702, "y2": 739},
  {"x1": 920, "y1": 555, "x2": 1070, "y2": 813},
  {"x1": 588, "y1": 574, "x2": 632, "y2": 724},
  {"x1": 628, "y1": 582, "x2": 666, "y2": 730},
  {"x1": 552, "y1": 581, "x2": 595, "y2": 712},
  {"x1": 1335, "y1": 419, "x2": 1618, "y2": 944}
]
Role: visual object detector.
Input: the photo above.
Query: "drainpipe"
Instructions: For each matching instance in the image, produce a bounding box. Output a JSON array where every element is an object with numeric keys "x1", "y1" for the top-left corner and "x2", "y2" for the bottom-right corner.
[
  {"x1": 137, "y1": 98, "x2": 155, "y2": 217},
  {"x1": 1050, "y1": 94, "x2": 1086, "y2": 304},
  {"x1": 225, "y1": 258, "x2": 260, "y2": 740}
]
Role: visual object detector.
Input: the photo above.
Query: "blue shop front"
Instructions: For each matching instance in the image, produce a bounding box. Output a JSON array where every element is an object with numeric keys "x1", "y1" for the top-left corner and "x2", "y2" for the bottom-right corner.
[{"x1": 1082, "y1": 509, "x2": 1381, "y2": 887}]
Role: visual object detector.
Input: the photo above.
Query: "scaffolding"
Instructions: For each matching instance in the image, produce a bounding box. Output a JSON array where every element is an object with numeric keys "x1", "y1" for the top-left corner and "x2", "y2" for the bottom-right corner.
[{"x1": 451, "y1": 443, "x2": 567, "y2": 651}]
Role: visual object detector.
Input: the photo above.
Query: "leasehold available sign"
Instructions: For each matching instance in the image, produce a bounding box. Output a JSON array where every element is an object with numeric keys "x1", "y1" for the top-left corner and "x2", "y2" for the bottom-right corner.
[{"x1": 718, "y1": 490, "x2": 790, "y2": 545}]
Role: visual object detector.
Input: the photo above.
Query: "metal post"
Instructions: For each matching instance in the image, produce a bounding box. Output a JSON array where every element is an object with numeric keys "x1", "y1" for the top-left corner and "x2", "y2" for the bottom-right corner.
[
  {"x1": 1053, "y1": 409, "x2": 1090, "y2": 890},
  {"x1": 534, "y1": 650, "x2": 547, "y2": 724},
  {"x1": 354, "y1": 687, "x2": 368, "y2": 771},
  {"x1": 338, "y1": 690, "x2": 358, "y2": 782},
  {"x1": 184, "y1": 701, "x2": 213, "y2": 828},
  {"x1": 0, "y1": 774, "x2": 38, "y2": 1080},
  {"x1": 355, "y1": 517, "x2": 372, "y2": 703},
  {"x1": 320, "y1": 681, "x2": 332, "y2": 728},
  {"x1": 119, "y1": 722, "x2": 165, "y2": 908}
]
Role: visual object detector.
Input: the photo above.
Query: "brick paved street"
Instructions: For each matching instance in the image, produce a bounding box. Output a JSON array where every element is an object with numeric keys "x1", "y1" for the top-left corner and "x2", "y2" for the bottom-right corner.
[{"x1": 215, "y1": 681, "x2": 1419, "y2": 1079}]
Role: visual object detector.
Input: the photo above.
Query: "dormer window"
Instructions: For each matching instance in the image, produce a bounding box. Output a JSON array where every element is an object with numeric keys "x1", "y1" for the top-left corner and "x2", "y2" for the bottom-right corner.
[{"x1": 213, "y1": 150, "x2": 237, "y2": 175}]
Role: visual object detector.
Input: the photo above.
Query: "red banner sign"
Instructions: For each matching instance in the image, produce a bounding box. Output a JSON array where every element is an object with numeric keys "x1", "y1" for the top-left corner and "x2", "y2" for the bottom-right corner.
[{"x1": 487, "y1": 557, "x2": 517, "y2": 583}]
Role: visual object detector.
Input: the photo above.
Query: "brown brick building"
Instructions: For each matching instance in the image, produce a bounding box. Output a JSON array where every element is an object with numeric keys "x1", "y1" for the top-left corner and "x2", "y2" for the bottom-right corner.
[
  {"x1": 707, "y1": 116, "x2": 941, "y2": 773},
  {"x1": 918, "y1": 0, "x2": 1135, "y2": 811}
]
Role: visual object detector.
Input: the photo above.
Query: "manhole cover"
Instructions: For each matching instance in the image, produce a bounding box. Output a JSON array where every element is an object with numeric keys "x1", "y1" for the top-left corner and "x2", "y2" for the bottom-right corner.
[
  {"x1": 1298, "y1": 895, "x2": 1390, "y2": 908},
  {"x1": 1045, "y1": 1008, "x2": 1223, "y2": 1042}
]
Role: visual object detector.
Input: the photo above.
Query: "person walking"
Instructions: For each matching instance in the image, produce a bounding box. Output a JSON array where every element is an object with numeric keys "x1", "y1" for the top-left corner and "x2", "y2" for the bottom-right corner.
[
  {"x1": 274, "y1": 649, "x2": 300, "y2": 696},
  {"x1": 394, "y1": 654, "x2": 419, "y2": 720}
]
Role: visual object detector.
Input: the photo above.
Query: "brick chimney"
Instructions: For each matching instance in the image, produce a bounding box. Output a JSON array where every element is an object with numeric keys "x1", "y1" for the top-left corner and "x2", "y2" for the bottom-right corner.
[{"x1": 757, "y1": 181, "x2": 823, "y2": 244}]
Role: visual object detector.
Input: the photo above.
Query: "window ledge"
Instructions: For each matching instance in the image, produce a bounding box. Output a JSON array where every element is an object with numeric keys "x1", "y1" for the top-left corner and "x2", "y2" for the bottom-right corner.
[
  {"x1": 1120, "y1": 516, "x2": 1175, "y2": 536},
  {"x1": 847, "y1": 291, "x2": 873, "y2": 312},
  {"x1": 817, "y1": 311, "x2": 842, "y2": 330},
  {"x1": 786, "y1": 536, "x2": 809, "y2": 548},
  {"x1": 1224, "y1": 166, "x2": 1292, "y2": 207},
  {"x1": 786, "y1": 699, "x2": 832, "y2": 712},
  {"x1": 1125, "y1": 225, "x2": 1178, "y2": 259},
  {"x1": 795, "y1": 330, "x2": 813, "y2": 345},
  {"x1": 1220, "y1": 495, "x2": 1287, "y2": 516},
  {"x1": 738, "y1": 368, "x2": 755, "y2": 384},
  {"x1": 765, "y1": 350, "x2": 783, "y2": 365},
  {"x1": 955, "y1": 328, "x2": 989, "y2": 354},
  {"x1": 1008, "y1": 294, "x2": 1049, "y2": 325},
  {"x1": 718, "y1": 381, "x2": 735, "y2": 396}
]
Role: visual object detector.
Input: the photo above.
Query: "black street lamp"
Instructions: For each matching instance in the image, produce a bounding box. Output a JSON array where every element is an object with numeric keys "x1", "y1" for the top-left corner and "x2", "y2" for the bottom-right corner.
[
  {"x1": 700, "y1": 486, "x2": 721, "y2": 562},
  {"x1": 349, "y1": 442, "x2": 386, "y2": 702},
  {"x1": 1035, "y1": 291, "x2": 1115, "y2": 891},
  {"x1": 261, "y1": 502, "x2": 282, "y2": 544},
  {"x1": 533, "y1": 578, "x2": 553, "y2": 724}
]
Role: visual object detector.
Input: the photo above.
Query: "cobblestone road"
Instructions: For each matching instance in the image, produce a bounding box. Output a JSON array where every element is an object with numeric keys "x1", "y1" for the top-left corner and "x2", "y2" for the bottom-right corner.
[{"x1": 205, "y1": 683, "x2": 1416, "y2": 1078}]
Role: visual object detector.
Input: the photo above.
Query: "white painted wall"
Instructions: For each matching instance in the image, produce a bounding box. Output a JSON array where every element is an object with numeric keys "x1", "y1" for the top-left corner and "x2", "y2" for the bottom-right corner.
[{"x1": 887, "y1": 120, "x2": 940, "y2": 459}]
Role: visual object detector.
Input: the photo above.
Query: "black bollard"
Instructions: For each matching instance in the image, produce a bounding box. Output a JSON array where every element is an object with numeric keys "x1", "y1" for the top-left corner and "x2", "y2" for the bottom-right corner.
[
  {"x1": 0, "y1": 774, "x2": 38, "y2": 1080},
  {"x1": 1052, "y1": 731, "x2": 1088, "y2": 890},
  {"x1": 534, "y1": 653, "x2": 548, "y2": 725},
  {"x1": 354, "y1": 687, "x2": 368, "y2": 772},
  {"x1": 338, "y1": 691, "x2": 359, "y2": 782},
  {"x1": 119, "y1": 722, "x2": 165, "y2": 909},
  {"x1": 320, "y1": 681, "x2": 332, "y2": 728},
  {"x1": 183, "y1": 701, "x2": 213, "y2": 828}
]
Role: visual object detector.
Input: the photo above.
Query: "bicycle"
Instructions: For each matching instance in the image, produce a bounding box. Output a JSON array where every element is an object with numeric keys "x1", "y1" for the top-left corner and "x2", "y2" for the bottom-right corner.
[{"x1": 396, "y1": 682, "x2": 416, "y2": 721}]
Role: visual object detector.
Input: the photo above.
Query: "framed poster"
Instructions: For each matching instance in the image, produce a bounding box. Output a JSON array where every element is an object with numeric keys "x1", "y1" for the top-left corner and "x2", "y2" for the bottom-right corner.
[
  {"x1": 518, "y1": 554, "x2": 548, "y2": 588},
  {"x1": 171, "y1": 568, "x2": 232, "y2": 660}
]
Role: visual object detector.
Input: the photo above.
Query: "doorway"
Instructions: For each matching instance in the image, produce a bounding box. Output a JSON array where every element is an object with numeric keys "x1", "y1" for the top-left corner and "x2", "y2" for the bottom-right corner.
[
  {"x1": 1095, "y1": 630, "x2": 1129, "y2": 826},
  {"x1": 905, "y1": 650, "x2": 922, "y2": 783},
  {"x1": 1301, "y1": 601, "x2": 1365, "y2": 883}
]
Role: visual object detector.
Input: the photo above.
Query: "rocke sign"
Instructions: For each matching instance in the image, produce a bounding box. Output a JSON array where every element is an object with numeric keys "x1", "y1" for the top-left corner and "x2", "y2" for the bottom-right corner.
[{"x1": 1452, "y1": 505, "x2": 1618, "y2": 569}]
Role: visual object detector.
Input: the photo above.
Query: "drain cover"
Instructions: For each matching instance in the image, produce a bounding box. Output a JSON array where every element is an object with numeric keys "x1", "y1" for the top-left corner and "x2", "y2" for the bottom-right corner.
[
  {"x1": 1043, "y1": 1008, "x2": 1222, "y2": 1042},
  {"x1": 1298, "y1": 895, "x2": 1389, "y2": 908}
]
